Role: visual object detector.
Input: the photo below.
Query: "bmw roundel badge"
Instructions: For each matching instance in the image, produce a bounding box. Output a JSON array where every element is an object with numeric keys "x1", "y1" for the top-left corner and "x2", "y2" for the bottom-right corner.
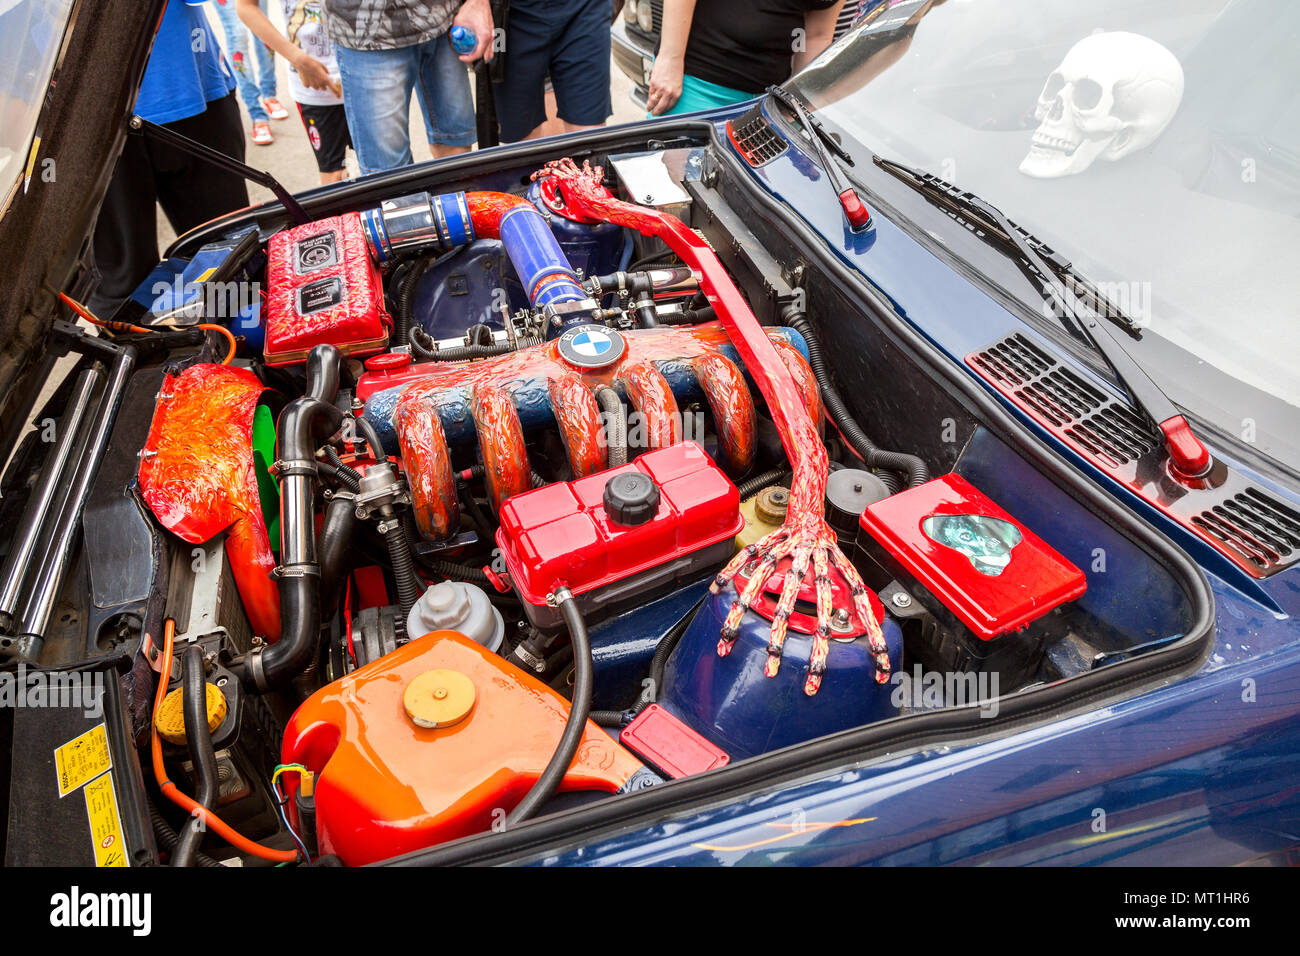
[{"x1": 557, "y1": 324, "x2": 627, "y2": 369}]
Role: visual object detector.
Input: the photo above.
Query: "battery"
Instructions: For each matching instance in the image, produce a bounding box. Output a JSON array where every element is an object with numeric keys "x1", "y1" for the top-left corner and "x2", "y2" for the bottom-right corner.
[
  {"x1": 264, "y1": 212, "x2": 390, "y2": 366},
  {"x1": 856, "y1": 473, "x2": 1086, "y2": 683}
]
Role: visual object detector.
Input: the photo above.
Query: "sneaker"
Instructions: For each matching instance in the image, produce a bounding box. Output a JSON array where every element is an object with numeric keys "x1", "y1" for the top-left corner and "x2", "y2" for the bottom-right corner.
[
  {"x1": 251, "y1": 121, "x2": 274, "y2": 146},
  {"x1": 260, "y1": 97, "x2": 290, "y2": 121}
]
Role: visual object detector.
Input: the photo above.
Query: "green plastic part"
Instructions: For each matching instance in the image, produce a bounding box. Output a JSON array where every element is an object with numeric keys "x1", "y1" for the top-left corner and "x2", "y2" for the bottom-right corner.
[{"x1": 252, "y1": 403, "x2": 280, "y2": 552}]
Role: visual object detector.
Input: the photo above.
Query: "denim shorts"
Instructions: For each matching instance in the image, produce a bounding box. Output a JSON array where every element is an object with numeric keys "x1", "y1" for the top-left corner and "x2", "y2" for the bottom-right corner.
[
  {"x1": 492, "y1": 0, "x2": 612, "y2": 142},
  {"x1": 336, "y1": 35, "x2": 475, "y2": 174}
]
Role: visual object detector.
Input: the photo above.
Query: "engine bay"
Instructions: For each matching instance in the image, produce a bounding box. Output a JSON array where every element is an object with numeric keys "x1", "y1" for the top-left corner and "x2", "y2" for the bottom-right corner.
[{"x1": 0, "y1": 134, "x2": 1203, "y2": 866}]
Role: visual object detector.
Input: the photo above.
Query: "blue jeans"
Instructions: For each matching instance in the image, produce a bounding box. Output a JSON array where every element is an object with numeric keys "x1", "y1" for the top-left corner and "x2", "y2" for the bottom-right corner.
[
  {"x1": 336, "y1": 37, "x2": 476, "y2": 175},
  {"x1": 213, "y1": 0, "x2": 276, "y2": 123}
]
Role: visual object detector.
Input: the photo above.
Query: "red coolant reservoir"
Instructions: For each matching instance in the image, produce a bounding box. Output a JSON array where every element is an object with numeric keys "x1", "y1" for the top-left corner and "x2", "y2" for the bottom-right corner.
[
  {"x1": 264, "y1": 212, "x2": 390, "y2": 365},
  {"x1": 282, "y1": 631, "x2": 651, "y2": 865},
  {"x1": 495, "y1": 442, "x2": 744, "y2": 629}
]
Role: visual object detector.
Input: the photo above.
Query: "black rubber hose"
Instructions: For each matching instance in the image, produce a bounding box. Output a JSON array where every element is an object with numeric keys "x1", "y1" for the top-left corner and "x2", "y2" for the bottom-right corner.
[
  {"x1": 235, "y1": 345, "x2": 342, "y2": 692},
  {"x1": 384, "y1": 523, "x2": 422, "y2": 619},
  {"x1": 658, "y1": 304, "x2": 716, "y2": 325},
  {"x1": 409, "y1": 326, "x2": 543, "y2": 361},
  {"x1": 395, "y1": 257, "x2": 432, "y2": 349},
  {"x1": 784, "y1": 311, "x2": 930, "y2": 488},
  {"x1": 355, "y1": 416, "x2": 386, "y2": 461},
  {"x1": 173, "y1": 645, "x2": 218, "y2": 868},
  {"x1": 318, "y1": 494, "x2": 358, "y2": 619},
  {"x1": 323, "y1": 446, "x2": 361, "y2": 491},
  {"x1": 592, "y1": 595, "x2": 704, "y2": 727},
  {"x1": 594, "y1": 386, "x2": 627, "y2": 467},
  {"x1": 149, "y1": 802, "x2": 223, "y2": 867},
  {"x1": 737, "y1": 467, "x2": 791, "y2": 500},
  {"x1": 506, "y1": 590, "x2": 591, "y2": 826},
  {"x1": 423, "y1": 557, "x2": 490, "y2": 586}
]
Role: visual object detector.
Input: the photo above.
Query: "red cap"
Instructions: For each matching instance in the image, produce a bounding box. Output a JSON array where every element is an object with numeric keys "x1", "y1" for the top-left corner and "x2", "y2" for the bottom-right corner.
[
  {"x1": 838, "y1": 188, "x2": 872, "y2": 230},
  {"x1": 1159, "y1": 415, "x2": 1212, "y2": 478}
]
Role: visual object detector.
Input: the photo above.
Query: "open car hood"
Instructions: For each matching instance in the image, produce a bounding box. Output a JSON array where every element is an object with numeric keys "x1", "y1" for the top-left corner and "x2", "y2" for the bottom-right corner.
[{"x1": 0, "y1": 0, "x2": 163, "y2": 424}]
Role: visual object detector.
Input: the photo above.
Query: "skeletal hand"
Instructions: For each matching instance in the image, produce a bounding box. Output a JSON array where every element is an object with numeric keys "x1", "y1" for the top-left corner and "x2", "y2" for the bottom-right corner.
[{"x1": 711, "y1": 514, "x2": 891, "y2": 696}]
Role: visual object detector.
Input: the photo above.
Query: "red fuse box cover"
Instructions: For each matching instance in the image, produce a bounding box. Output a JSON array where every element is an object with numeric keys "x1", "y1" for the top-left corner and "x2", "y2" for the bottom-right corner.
[
  {"x1": 620, "y1": 704, "x2": 730, "y2": 778},
  {"x1": 859, "y1": 473, "x2": 1086, "y2": 640},
  {"x1": 495, "y1": 442, "x2": 743, "y2": 606},
  {"x1": 264, "y1": 212, "x2": 389, "y2": 366}
]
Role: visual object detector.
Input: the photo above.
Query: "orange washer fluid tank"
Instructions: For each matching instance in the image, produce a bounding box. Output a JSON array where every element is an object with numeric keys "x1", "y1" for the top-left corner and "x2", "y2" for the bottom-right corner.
[{"x1": 282, "y1": 631, "x2": 654, "y2": 864}]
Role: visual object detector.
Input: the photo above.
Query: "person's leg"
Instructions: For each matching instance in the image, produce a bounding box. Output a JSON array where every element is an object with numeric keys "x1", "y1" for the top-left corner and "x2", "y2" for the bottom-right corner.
[
  {"x1": 487, "y1": 2, "x2": 550, "y2": 143},
  {"x1": 336, "y1": 44, "x2": 418, "y2": 174},
  {"x1": 526, "y1": 81, "x2": 565, "y2": 140},
  {"x1": 88, "y1": 135, "x2": 162, "y2": 316},
  {"x1": 254, "y1": 0, "x2": 279, "y2": 103},
  {"x1": 153, "y1": 92, "x2": 251, "y2": 238},
  {"x1": 416, "y1": 34, "x2": 476, "y2": 154},
  {"x1": 212, "y1": 0, "x2": 269, "y2": 123},
  {"x1": 299, "y1": 102, "x2": 351, "y2": 185},
  {"x1": 550, "y1": 0, "x2": 612, "y2": 133}
]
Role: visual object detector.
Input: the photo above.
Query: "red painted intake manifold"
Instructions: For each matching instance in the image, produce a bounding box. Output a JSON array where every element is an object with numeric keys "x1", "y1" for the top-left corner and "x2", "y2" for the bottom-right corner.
[{"x1": 358, "y1": 322, "x2": 821, "y2": 540}]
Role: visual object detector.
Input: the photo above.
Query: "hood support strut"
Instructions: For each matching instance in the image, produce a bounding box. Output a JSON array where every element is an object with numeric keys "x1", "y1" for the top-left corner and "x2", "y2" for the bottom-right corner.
[{"x1": 129, "y1": 116, "x2": 311, "y2": 226}]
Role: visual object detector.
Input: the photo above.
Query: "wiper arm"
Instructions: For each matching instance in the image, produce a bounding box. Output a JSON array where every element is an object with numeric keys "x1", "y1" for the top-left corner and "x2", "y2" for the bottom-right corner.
[
  {"x1": 767, "y1": 84, "x2": 872, "y2": 231},
  {"x1": 874, "y1": 155, "x2": 1212, "y2": 479}
]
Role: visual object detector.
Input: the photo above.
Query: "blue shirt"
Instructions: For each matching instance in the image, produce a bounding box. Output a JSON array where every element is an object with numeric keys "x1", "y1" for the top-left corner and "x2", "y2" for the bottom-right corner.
[{"x1": 134, "y1": 1, "x2": 236, "y2": 124}]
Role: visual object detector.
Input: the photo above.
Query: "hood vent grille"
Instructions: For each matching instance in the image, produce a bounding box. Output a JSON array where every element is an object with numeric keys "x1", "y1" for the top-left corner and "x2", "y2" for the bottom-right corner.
[
  {"x1": 1192, "y1": 489, "x2": 1300, "y2": 572},
  {"x1": 727, "y1": 106, "x2": 788, "y2": 166},
  {"x1": 969, "y1": 333, "x2": 1158, "y2": 467},
  {"x1": 968, "y1": 332, "x2": 1300, "y2": 577}
]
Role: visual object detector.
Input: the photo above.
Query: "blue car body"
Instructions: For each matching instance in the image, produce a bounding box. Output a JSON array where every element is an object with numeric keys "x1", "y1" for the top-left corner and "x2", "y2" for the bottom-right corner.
[{"x1": 515, "y1": 102, "x2": 1300, "y2": 867}]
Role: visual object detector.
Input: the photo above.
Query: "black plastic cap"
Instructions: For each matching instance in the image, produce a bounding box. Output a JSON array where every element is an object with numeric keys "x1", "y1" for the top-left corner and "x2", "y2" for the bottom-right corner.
[{"x1": 603, "y1": 472, "x2": 661, "y2": 526}]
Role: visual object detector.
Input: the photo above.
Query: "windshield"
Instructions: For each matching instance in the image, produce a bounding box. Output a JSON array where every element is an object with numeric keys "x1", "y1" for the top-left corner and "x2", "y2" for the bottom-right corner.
[
  {"x1": 792, "y1": 0, "x2": 1300, "y2": 466},
  {"x1": 0, "y1": 0, "x2": 75, "y2": 215}
]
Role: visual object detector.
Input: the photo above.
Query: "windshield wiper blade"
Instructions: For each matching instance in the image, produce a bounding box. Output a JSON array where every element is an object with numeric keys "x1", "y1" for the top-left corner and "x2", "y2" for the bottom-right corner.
[
  {"x1": 767, "y1": 84, "x2": 871, "y2": 231},
  {"x1": 874, "y1": 155, "x2": 1212, "y2": 479}
]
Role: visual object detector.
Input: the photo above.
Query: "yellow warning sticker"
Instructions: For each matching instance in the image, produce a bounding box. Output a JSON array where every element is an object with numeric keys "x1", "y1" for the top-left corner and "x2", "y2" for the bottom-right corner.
[
  {"x1": 84, "y1": 772, "x2": 128, "y2": 867},
  {"x1": 54, "y1": 724, "x2": 113, "y2": 798}
]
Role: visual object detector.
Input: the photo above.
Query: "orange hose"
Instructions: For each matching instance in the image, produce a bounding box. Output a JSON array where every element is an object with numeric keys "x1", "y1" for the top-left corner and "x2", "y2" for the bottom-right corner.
[
  {"x1": 197, "y1": 323, "x2": 237, "y2": 364},
  {"x1": 151, "y1": 618, "x2": 299, "y2": 863},
  {"x1": 58, "y1": 292, "x2": 151, "y2": 334},
  {"x1": 59, "y1": 292, "x2": 238, "y2": 364}
]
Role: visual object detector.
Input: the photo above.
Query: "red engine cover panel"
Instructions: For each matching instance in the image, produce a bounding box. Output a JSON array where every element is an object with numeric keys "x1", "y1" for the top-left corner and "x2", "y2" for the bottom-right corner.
[
  {"x1": 496, "y1": 442, "x2": 743, "y2": 606},
  {"x1": 859, "y1": 474, "x2": 1086, "y2": 640},
  {"x1": 264, "y1": 212, "x2": 389, "y2": 365}
]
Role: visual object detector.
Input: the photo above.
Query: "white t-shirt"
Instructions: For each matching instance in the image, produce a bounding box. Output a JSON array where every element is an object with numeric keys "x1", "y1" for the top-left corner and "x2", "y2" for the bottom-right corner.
[{"x1": 282, "y1": 0, "x2": 342, "y2": 106}]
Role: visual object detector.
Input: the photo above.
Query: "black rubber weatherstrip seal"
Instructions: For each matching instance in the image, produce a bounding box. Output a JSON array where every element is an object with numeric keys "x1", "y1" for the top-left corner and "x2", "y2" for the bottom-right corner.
[{"x1": 380, "y1": 124, "x2": 1216, "y2": 868}]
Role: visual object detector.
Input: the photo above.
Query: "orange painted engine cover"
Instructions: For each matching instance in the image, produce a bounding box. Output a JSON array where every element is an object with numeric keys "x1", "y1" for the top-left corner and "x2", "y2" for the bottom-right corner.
[{"x1": 282, "y1": 631, "x2": 650, "y2": 864}]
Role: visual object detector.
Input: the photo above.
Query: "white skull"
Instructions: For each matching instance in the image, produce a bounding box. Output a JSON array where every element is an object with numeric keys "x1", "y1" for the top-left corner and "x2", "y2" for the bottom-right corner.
[{"x1": 1019, "y1": 31, "x2": 1184, "y2": 178}]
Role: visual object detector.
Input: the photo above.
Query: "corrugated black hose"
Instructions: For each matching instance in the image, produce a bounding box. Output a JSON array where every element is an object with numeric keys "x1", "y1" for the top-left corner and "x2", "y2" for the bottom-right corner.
[
  {"x1": 383, "y1": 522, "x2": 422, "y2": 619},
  {"x1": 150, "y1": 802, "x2": 223, "y2": 867},
  {"x1": 594, "y1": 386, "x2": 627, "y2": 467},
  {"x1": 737, "y1": 467, "x2": 791, "y2": 500},
  {"x1": 323, "y1": 446, "x2": 361, "y2": 491},
  {"x1": 783, "y1": 309, "x2": 930, "y2": 488}
]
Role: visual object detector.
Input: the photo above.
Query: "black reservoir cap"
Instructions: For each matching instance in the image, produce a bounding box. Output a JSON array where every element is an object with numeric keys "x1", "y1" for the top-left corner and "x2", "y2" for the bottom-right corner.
[
  {"x1": 603, "y1": 472, "x2": 661, "y2": 526},
  {"x1": 826, "y1": 468, "x2": 891, "y2": 537}
]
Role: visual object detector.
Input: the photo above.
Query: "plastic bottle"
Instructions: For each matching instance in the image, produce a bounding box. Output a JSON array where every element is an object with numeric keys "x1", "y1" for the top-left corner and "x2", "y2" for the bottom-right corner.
[{"x1": 449, "y1": 25, "x2": 477, "y2": 55}]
